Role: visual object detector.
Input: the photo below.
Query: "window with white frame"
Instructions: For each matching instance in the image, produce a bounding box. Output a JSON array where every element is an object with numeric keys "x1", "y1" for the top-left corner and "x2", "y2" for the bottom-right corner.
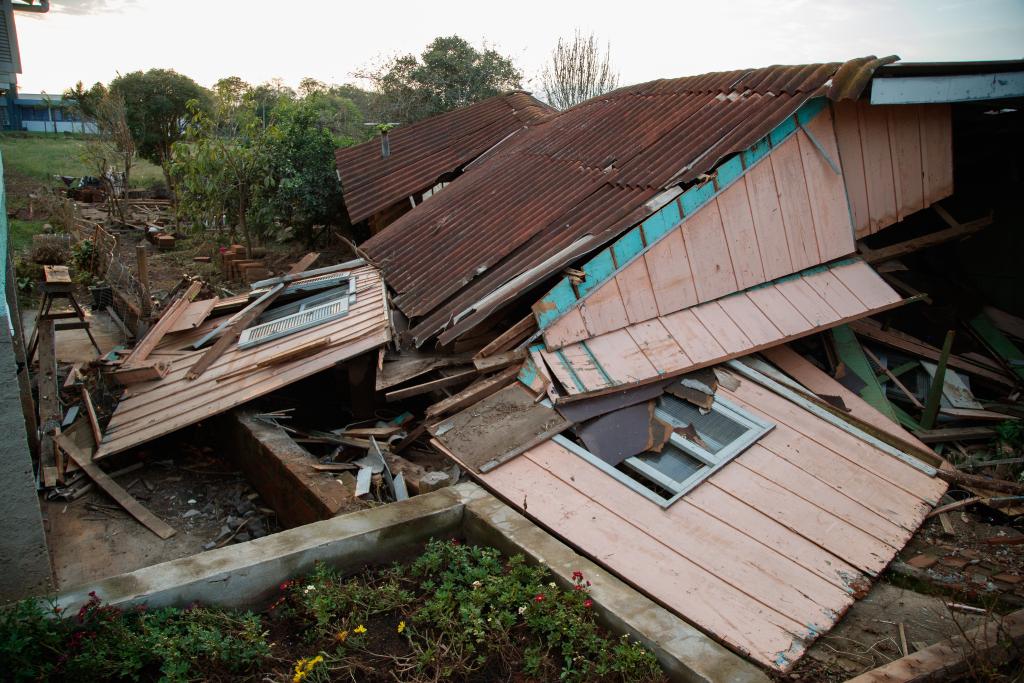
[{"x1": 556, "y1": 394, "x2": 773, "y2": 508}]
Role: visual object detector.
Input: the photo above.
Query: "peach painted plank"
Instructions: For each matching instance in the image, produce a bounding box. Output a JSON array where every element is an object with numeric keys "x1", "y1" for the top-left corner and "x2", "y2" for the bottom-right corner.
[
  {"x1": 625, "y1": 319, "x2": 690, "y2": 374},
  {"x1": 716, "y1": 183, "x2": 765, "y2": 290},
  {"x1": 483, "y1": 453, "x2": 809, "y2": 663},
  {"x1": 582, "y1": 328, "x2": 657, "y2": 387},
  {"x1": 580, "y1": 277, "x2": 630, "y2": 337},
  {"x1": 888, "y1": 105, "x2": 925, "y2": 221},
  {"x1": 773, "y1": 277, "x2": 841, "y2": 327},
  {"x1": 832, "y1": 101, "x2": 871, "y2": 239},
  {"x1": 770, "y1": 135, "x2": 821, "y2": 271},
  {"x1": 543, "y1": 306, "x2": 589, "y2": 350},
  {"x1": 525, "y1": 442, "x2": 850, "y2": 628},
  {"x1": 540, "y1": 344, "x2": 612, "y2": 394},
  {"x1": 709, "y1": 462, "x2": 895, "y2": 575},
  {"x1": 726, "y1": 392, "x2": 933, "y2": 531},
  {"x1": 722, "y1": 373, "x2": 945, "y2": 503},
  {"x1": 857, "y1": 103, "x2": 898, "y2": 233},
  {"x1": 830, "y1": 260, "x2": 902, "y2": 310},
  {"x1": 803, "y1": 270, "x2": 867, "y2": 319},
  {"x1": 746, "y1": 286, "x2": 811, "y2": 337},
  {"x1": 615, "y1": 257, "x2": 660, "y2": 324},
  {"x1": 685, "y1": 483, "x2": 866, "y2": 590},
  {"x1": 797, "y1": 112, "x2": 855, "y2": 261},
  {"x1": 682, "y1": 200, "x2": 739, "y2": 302},
  {"x1": 659, "y1": 308, "x2": 725, "y2": 363},
  {"x1": 643, "y1": 227, "x2": 699, "y2": 316},
  {"x1": 717, "y1": 294, "x2": 783, "y2": 346},
  {"x1": 736, "y1": 447, "x2": 907, "y2": 549},
  {"x1": 920, "y1": 104, "x2": 953, "y2": 205},
  {"x1": 744, "y1": 164, "x2": 794, "y2": 279},
  {"x1": 691, "y1": 302, "x2": 753, "y2": 354}
]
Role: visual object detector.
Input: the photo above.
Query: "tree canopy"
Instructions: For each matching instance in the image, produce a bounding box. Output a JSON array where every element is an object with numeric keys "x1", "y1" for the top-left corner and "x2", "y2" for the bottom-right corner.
[
  {"x1": 360, "y1": 35, "x2": 523, "y2": 123},
  {"x1": 541, "y1": 31, "x2": 620, "y2": 110}
]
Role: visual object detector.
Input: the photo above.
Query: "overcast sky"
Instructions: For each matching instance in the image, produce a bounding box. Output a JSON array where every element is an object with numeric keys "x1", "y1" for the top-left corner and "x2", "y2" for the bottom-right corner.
[{"x1": 13, "y1": 0, "x2": 1024, "y2": 95}]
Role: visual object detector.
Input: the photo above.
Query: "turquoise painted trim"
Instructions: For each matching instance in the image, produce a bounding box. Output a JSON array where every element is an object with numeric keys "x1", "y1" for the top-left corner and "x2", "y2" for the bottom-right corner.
[
  {"x1": 534, "y1": 96, "x2": 829, "y2": 332},
  {"x1": 611, "y1": 227, "x2": 645, "y2": 267},
  {"x1": 640, "y1": 199, "x2": 680, "y2": 242},
  {"x1": 554, "y1": 349, "x2": 587, "y2": 393},
  {"x1": 577, "y1": 249, "x2": 616, "y2": 298},
  {"x1": 580, "y1": 341, "x2": 615, "y2": 387},
  {"x1": 517, "y1": 355, "x2": 539, "y2": 388}
]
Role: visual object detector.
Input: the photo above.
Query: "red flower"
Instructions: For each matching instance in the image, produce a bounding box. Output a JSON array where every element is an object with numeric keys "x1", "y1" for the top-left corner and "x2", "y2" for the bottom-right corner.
[
  {"x1": 583, "y1": 599, "x2": 593, "y2": 609},
  {"x1": 450, "y1": 539, "x2": 461, "y2": 546},
  {"x1": 573, "y1": 584, "x2": 583, "y2": 591},
  {"x1": 571, "y1": 570, "x2": 584, "y2": 582},
  {"x1": 534, "y1": 594, "x2": 545, "y2": 602},
  {"x1": 279, "y1": 580, "x2": 293, "y2": 591}
]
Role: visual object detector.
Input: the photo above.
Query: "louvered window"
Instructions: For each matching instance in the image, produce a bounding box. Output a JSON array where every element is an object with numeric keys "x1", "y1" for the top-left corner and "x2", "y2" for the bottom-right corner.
[
  {"x1": 237, "y1": 278, "x2": 355, "y2": 349},
  {"x1": 556, "y1": 394, "x2": 772, "y2": 508}
]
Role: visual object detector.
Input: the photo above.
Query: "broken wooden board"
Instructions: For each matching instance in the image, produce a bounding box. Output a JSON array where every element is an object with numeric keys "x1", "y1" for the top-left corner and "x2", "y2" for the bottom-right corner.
[
  {"x1": 555, "y1": 380, "x2": 672, "y2": 424},
  {"x1": 832, "y1": 324, "x2": 900, "y2": 424},
  {"x1": 920, "y1": 360, "x2": 982, "y2": 409},
  {"x1": 386, "y1": 367, "x2": 478, "y2": 402},
  {"x1": 122, "y1": 281, "x2": 203, "y2": 366},
  {"x1": 577, "y1": 401, "x2": 659, "y2": 466},
  {"x1": 106, "y1": 360, "x2": 171, "y2": 385},
  {"x1": 375, "y1": 353, "x2": 473, "y2": 391},
  {"x1": 167, "y1": 297, "x2": 218, "y2": 333},
  {"x1": 969, "y1": 312, "x2": 1024, "y2": 381},
  {"x1": 54, "y1": 432, "x2": 177, "y2": 539},
  {"x1": 429, "y1": 382, "x2": 570, "y2": 473}
]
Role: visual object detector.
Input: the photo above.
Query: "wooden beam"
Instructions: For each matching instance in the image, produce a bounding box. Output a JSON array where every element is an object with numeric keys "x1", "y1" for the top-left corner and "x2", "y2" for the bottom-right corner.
[
  {"x1": 80, "y1": 386, "x2": 103, "y2": 447},
  {"x1": 860, "y1": 212, "x2": 993, "y2": 264},
  {"x1": 913, "y1": 426, "x2": 996, "y2": 443},
  {"x1": 54, "y1": 433, "x2": 177, "y2": 539},
  {"x1": 473, "y1": 349, "x2": 527, "y2": 372},
  {"x1": 474, "y1": 314, "x2": 537, "y2": 359},
  {"x1": 921, "y1": 331, "x2": 955, "y2": 430},
  {"x1": 424, "y1": 365, "x2": 521, "y2": 418},
  {"x1": 36, "y1": 319, "x2": 59, "y2": 488},
  {"x1": 122, "y1": 280, "x2": 202, "y2": 366},
  {"x1": 385, "y1": 368, "x2": 478, "y2": 402},
  {"x1": 106, "y1": 360, "x2": 171, "y2": 385}
]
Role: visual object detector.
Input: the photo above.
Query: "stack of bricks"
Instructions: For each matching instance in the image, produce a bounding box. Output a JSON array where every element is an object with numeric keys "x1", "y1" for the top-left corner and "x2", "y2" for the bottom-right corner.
[{"x1": 220, "y1": 244, "x2": 272, "y2": 284}]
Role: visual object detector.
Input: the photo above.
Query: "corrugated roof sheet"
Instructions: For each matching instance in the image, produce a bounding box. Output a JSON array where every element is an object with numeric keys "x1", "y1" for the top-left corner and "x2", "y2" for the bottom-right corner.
[
  {"x1": 335, "y1": 91, "x2": 554, "y2": 224},
  {"x1": 362, "y1": 57, "x2": 894, "y2": 347}
]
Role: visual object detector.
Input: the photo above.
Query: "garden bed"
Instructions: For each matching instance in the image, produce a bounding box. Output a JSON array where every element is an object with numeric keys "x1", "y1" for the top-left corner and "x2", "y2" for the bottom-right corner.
[{"x1": 2, "y1": 539, "x2": 666, "y2": 682}]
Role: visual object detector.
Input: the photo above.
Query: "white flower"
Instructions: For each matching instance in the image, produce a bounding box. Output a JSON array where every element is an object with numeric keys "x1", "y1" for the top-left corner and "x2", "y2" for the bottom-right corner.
[
  {"x1": 549, "y1": 582, "x2": 557, "y2": 588},
  {"x1": 518, "y1": 606, "x2": 527, "y2": 615},
  {"x1": 472, "y1": 580, "x2": 482, "y2": 589}
]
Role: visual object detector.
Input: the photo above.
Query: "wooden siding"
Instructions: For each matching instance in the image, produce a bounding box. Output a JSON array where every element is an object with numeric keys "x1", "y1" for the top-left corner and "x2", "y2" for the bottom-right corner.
[
  {"x1": 96, "y1": 265, "x2": 391, "y2": 459},
  {"x1": 832, "y1": 100, "x2": 953, "y2": 238},
  {"x1": 463, "y1": 369, "x2": 945, "y2": 671},
  {"x1": 540, "y1": 259, "x2": 903, "y2": 398},
  {"x1": 542, "y1": 105, "x2": 855, "y2": 351}
]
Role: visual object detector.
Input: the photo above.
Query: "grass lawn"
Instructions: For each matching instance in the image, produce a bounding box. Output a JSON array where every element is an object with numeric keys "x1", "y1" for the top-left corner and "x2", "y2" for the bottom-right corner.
[{"x1": 0, "y1": 132, "x2": 164, "y2": 187}]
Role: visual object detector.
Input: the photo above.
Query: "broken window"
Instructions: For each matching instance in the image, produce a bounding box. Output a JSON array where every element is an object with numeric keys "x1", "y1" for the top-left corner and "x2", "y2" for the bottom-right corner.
[
  {"x1": 237, "y1": 277, "x2": 356, "y2": 349},
  {"x1": 556, "y1": 394, "x2": 772, "y2": 508}
]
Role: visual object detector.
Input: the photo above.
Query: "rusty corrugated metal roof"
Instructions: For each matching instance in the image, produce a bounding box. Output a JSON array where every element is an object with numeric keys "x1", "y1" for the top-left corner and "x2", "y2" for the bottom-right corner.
[
  {"x1": 362, "y1": 57, "x2": 893, "y2": 347},
  {"x1": 335, "y1": 91, "x2": 554, "y2": 224}
]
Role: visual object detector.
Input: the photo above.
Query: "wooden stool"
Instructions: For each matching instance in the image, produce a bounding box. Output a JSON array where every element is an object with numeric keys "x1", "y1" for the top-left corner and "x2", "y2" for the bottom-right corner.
[{"x1": 26, "y1": 265, "x2": 101, "y2": 362}]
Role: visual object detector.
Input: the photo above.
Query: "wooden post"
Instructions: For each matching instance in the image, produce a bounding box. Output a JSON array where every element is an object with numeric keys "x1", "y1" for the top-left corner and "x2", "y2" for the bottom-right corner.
[
  {"x1": 136, "y1": 243, "x2": 152, "y2": 317},
  {"x1": 921, "y1": 330, "x2": 955, "y2": 430},
  {"x1": 35, "y1": 319, "x2": 60, "y2": 487}
]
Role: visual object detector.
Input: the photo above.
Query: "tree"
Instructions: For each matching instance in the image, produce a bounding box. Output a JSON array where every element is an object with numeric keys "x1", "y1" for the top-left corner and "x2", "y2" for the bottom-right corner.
[
  {"x1": 110, "y1": 69, "x2": 210, "y2": 194},
  {"x1": 62, "y1": 80, "x2": 107, "y2": 121},
  {"x1": 81, "y1": 93, "x2": 135, "y2": 222},
  {"x1": 359, "y1": 35, "x2": 522, "y2": 123},
  {"x1": 541, "y1": 30, "x2": 619, "y2": 110}
]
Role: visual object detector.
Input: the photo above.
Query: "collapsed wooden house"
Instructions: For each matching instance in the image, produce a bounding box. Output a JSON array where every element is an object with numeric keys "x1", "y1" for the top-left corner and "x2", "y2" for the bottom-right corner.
[{"x1": 334, "y1": 56, "x2": 1024, "y2": 671}]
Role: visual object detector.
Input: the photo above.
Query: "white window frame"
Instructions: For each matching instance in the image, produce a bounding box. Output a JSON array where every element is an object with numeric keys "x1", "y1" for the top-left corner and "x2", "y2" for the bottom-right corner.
[{"x1": 555, "y1": 395, "x2": 773, "y2": 508}]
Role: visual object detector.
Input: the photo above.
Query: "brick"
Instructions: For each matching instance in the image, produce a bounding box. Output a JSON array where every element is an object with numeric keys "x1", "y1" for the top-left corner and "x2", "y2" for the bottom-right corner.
[
  {"x1": 992, "y1": 573, "x2": 1024, "y2": 584},
  {"x1": 906, "y1": 554, "x2": 939, "y2": 569},
  {"x1": 939, "y1": 556, "x2": 970, "y2": 569}
]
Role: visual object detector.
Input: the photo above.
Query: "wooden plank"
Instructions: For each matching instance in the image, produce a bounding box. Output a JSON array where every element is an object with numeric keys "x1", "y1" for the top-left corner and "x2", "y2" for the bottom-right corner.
[
  {"x1": 983, "y1": 305, "x2": 1024, "y2": 342},
  {"x1": 888, "y1": 106, "x2": 925, "y2": 220},
  {"x1": 803, "y1": 270, "x2": 867, "y2": 318},
  {"x1": 717, "y1": 294, "x2": 782, "y2": 346},
  {"x1": 543, "y1": 343, "x2": 614, "y2": 392},
  {"x1": 846, "y1": 608, "x2": 1024, "y2": 683},
  {"x1": 106, "y1": 360, "x2": 171, "y2": 385},
  {"x1": 860, "y1": 213, "x2": 992, "y2": 264},
  {"x1": 659, "y1": 308, "x2": 725, "y2": 364},
  {"x1": 80, "y1": 386, "x2": 103, "y2": 447},
  {"x1": 475, "y1": 313, "x2": 536, "y2": 358},
  {"x1": 858, "y1": 102, "x2": 898, "y2": 233},
  {"x1": 473, "y1": 349, "x2": 527, "y2": 372},
  {"x1": 914, "y1": 426, "x2": 996, "y2": 444},
  {"x1": 55, "y1": 432, "x2": 177, "y2": 539},
  {"x1": 580, "y1": 329, "x2": 657, "y2": 386},
  {"x1": 385, "y1": 367, "x2": 478, "y2": 402},
  {"x1": 614, "y1": 256, "x2": 660, "y2": 324},
  {"x1": 542, "y1": 307, "x2": 589, "y2": 350},
  {"x1": 36, "y1": 319, "x2": 59, "y2": 488},
  {"x1": 167, "y1": 298, "x2": 217, "y2": 333},
  {"x1": 745, "y1": 162, "x2": 794, "y2": 279},
  {"x1": 579, "y1": 277, "x2": 630, "y2": 336},
  {"x1": 716, "y1": 180, "x2": 765, "y2": 290},
  {"x1": 682, "y1": 199, "x2": 738, "y2": 302},
  {"x1": 770, "y1": 135, "x2": 821, "y2": 270},
  {"x1": 691, "y1": 302, "x2": 753, "y2": 354},
  {"x1": 832, "y1": 324, "x2": 899, "y2": 423},
  {"x1": 798, "y1": 107, "x2": 855, "y2": 261},
  {"x1": 919, "y1": 103, "x2": 954, "y2": 205},
  {"x1": 642, "y1": 227, "x2": 698, "y2": 316},
  {"x1": 865, "y1": 347, "x2": 923, "y2": 409},
  {"x1": 832, "y1": 100, "x2": 871, "y2": 238},
  {"x1": 745, "y1": 286, "x2": 811, "y2": 337},
  {"x1": 969, "y1": 313, "x2": 1024, "y2": 380},
  {"x1": 829, "y1": 260, "x2": 902, "y2": 309},
  {"x1": 425, "y1": 365, "x2": 520, "y2": 418},
  {"x1": 123, "y1": 281, "x2": 203, "y2": 366},
  {"x1": 624, "y1": 319, "x2": 690, "y2": 374},
  {"x1": 774, "y1": 277, "x2": 841, "y2": 327},
  {"x1": 216, "y1": 337, "x2": 333, "y2": 381}
]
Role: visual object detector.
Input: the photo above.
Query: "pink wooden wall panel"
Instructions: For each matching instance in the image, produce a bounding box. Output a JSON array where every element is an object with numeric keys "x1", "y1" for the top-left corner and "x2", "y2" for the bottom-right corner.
[
  {"x1": 543, "y1": 108, "x2": 856, "y2": 351},
  {"x1": 466, "y1": 366, "x2": 941, "y2": 671},
  {"x1": 540, "y1": 260, "x2": 903, "y2": 397},
  {"x1": 833, "y1": 100, "x2": 953, "y2": 238}
]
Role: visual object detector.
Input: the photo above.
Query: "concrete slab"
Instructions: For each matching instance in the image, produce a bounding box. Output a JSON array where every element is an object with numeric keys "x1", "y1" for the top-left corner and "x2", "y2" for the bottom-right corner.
[{"x1": 22, "y1": 306, "x2": 124, "y2": 364}]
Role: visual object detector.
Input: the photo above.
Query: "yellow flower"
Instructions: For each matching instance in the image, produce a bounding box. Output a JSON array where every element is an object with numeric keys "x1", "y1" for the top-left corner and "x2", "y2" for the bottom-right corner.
[
  {"x1": 397, "y1": 620, "x2": 406, "y2": 634},
  {"x1": 354, "y1": 624, "x2": 367, "y2": 634},
  {"x1": 335, "y1": 630, "x2": 349, "y2": 642}
]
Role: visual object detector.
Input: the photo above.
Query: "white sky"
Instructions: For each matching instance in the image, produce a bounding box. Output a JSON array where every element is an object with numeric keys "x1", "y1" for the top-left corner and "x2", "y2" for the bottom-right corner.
[{"x1": 13, "y1": 0, "x2": 1024, "y2": 95}]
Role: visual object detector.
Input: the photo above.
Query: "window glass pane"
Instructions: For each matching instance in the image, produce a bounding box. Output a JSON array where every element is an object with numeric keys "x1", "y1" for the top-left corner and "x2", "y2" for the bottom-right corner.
[
  {"x1": 659, "y1": 395, "x2": 748, "y2": 454},
  {"x1": 637, "y1": 442, "x2": 704, "y2": 482}
]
